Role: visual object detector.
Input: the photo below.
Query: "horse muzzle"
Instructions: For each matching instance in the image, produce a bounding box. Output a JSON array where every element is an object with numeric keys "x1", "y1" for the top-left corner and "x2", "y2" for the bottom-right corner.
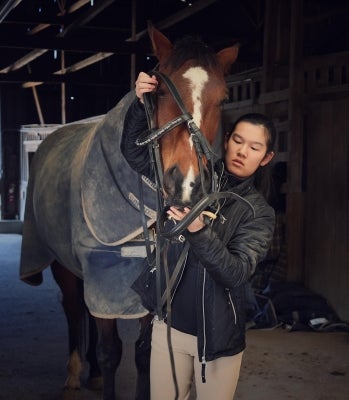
[{"x1": 162, "y1": 164, "x2": 212, "y2": 207}]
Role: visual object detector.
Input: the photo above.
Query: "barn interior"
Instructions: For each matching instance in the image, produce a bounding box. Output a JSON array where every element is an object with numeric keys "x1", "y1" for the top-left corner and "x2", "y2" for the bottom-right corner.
[{"x1": 0, "y1": 1, "x2": 348, "y2": 398}]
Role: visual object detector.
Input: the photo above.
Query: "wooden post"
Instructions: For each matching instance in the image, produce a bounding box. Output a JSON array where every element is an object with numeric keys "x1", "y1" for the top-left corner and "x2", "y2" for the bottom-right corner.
[
  {"x1": 286, "y1": 0, "x2": 305, "y2": 281},
  {"x1": 27, "y1": 64, "x2": 44, "y2": 125},
  {"x1": 130, "y1": 0, "x2": 136, "y2": 90},
  {"x1": 61, "y1": 50, "x2": 66, "y2": 124}
]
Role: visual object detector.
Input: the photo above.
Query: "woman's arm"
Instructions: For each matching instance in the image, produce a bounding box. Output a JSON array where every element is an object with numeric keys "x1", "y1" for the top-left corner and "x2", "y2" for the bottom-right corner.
[
  {"x1": 121, "y1": 72, "x2": 158, "y2": 178},
  {"x1": 184, "y1": 205, "x2": 275, "y2": 287}
]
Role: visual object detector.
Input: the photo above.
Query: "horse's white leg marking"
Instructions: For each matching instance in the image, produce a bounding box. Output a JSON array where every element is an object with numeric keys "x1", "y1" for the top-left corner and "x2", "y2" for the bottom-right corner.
[
  {"x1": 64, "y1": 349, "x2": 82, "y2": 389},
  {"x1": 182, "y1": 67, "x2": 208, "y2": 202}
]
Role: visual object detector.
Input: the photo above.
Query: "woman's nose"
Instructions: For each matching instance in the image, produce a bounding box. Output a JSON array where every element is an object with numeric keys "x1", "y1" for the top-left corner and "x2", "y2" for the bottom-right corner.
[{"x1": 237, "y1": 145, "x2": 247, "y2": 157}]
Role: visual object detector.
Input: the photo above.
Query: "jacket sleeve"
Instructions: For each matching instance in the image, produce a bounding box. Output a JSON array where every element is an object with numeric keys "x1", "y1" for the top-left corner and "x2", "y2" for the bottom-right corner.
[
  {"x1": 184, "y1": 204, "x2": 275, "y2": 287},
  {"x1": 120, "y1": 97, "x2": 154, "y2": 179}
]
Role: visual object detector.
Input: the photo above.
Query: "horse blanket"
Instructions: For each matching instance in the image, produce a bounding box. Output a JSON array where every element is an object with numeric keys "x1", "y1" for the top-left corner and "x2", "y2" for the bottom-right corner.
[{"x1": 20, "y1": 91, "x2": 157, "y2": 318}]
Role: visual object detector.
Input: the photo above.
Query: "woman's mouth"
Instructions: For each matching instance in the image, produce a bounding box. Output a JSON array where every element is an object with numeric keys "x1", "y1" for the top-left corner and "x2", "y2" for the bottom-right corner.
[{"x1": 232, "y1": 159, "x2": 244, "y2": 167}]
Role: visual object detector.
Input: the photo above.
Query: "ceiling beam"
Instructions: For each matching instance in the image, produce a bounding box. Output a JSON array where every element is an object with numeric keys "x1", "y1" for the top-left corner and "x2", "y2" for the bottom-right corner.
[
  {"x1": 129, "y1": 0, "x2": 220, "y2": 41},
  {"x1": 54, "y1": 52, "x2": 114, "y2": 74},
  {"x1": 0, "y1": 49, "x2": 48, "y2": 73},
  {"x1": 59, "y1": 0, "x2": 116, "y2": 37},
  {"x1": 0, "y1": 69, "x2": 125, "y2": 86},
  {"x1": 0, "y1": 0, "x2": 219, "y2": 84},
  {"x1": 0, "y1": 0, "x2": 22, "y2": 23},
  {"x1": 0, "y1": 35, "x2": 144, "y2": 53},
  {"x1": 59, "y1": 0, "x2": 220, "y2": 75}
]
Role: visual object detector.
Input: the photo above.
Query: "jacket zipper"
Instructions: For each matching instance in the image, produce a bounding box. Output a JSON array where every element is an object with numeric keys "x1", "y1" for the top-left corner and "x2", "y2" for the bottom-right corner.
[{"x1": 226, "y1": 288, "x2": 237, "y2": 324}]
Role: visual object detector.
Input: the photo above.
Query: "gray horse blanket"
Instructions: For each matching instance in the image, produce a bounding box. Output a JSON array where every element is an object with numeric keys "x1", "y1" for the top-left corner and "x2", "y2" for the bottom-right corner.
[{"x1": 20, "y1": 91, "x2": 157, "y2": 318}]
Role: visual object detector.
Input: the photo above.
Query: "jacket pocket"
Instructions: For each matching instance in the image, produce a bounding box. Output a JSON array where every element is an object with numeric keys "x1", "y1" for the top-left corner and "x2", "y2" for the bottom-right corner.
[{"x1": 225, "y1": 288, "x2": 237, "y2": 325}]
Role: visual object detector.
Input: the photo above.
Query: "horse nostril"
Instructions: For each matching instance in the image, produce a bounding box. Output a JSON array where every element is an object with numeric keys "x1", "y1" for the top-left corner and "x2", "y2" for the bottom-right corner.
[{"x1": 163, "y1": 166, "x2": 177, "y2": 196}]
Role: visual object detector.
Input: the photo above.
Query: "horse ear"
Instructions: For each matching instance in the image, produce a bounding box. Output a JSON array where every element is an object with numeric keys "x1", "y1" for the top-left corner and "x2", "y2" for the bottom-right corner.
[
  {"x1": 148, "y1": 21, "x2": 173, "y2": 63},
  {"x1": 217, "y1": 44, "x2": 240, "y2": 75}
]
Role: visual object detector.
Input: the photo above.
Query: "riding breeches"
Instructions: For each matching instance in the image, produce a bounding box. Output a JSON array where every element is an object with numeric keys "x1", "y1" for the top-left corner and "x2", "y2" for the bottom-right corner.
[{"x1": 150, "y1": 319, "x2": 243, "y2": 400}]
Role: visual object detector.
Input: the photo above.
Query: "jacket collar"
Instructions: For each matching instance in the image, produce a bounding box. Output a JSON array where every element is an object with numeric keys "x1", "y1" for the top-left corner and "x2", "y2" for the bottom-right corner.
[{"x1": 215, "y1": 159, "x2": 255, "y2": 196}]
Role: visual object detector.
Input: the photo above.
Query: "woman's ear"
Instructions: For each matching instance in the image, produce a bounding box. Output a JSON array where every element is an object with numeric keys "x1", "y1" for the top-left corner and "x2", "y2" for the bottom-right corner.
[{"x1": 260, "y1": 151, "x2": 274, "y2": 166}]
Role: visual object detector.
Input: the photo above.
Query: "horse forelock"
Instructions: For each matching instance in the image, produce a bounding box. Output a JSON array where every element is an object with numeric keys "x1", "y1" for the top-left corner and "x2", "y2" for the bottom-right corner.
[{"x1": 163, "y1": 35, "x2": 219, "y2": 72}]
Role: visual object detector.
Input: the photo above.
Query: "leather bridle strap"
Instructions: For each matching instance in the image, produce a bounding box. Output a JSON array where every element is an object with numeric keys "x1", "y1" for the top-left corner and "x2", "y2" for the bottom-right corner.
[{"x1": 161, "y1": 240, "x2": 190, "y2": 307}]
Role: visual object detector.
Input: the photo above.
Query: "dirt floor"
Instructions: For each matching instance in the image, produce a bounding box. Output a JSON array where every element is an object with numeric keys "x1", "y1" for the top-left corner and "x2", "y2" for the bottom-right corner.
[{"x1": 0, "y1": 233, "x2": 348, "y2": 400}]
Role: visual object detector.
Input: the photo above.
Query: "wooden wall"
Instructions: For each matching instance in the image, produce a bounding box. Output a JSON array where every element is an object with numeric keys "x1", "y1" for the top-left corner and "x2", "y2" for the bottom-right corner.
[
  {"x1": 304, "y1": 98, "x2": 349, "y2": 321},
  {"x1": 222, "y1": 0, "x2": 349, "y2": 322}
]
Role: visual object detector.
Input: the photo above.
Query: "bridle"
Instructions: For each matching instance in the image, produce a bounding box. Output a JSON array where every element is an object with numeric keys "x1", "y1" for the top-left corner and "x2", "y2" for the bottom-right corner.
[
  {"x1": 137, "y1": 70, "x2": 255, "y2": 240},
  {"x1": 137, "y1": 70, "x2": 217, "y2": 210}
]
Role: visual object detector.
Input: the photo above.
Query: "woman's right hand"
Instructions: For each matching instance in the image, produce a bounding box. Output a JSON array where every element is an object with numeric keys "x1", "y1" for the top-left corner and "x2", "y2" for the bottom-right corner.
[{"x1": 135, "y1": 72, "x2": 158, "y2": 103}]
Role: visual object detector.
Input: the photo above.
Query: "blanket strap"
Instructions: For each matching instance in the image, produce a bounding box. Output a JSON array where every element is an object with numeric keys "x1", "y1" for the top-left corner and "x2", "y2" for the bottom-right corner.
[{"x1": 137, "y1": 175, "x2": 155, "y2": 264}]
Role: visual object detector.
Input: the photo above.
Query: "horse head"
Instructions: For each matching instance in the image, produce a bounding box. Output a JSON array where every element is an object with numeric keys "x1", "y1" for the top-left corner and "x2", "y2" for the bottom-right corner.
[{"x1": 147, "y1": 24, "x2": 239, "y2": 207}]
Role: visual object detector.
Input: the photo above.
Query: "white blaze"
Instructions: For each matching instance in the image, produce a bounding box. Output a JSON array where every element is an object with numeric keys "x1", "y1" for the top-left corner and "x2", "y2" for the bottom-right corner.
[
  {"x1": 181, "y1": 67, "x2": 208, "y2": 202},
  {"x1": 181, "y1": 165, "x2": 195, "y2": 203}
]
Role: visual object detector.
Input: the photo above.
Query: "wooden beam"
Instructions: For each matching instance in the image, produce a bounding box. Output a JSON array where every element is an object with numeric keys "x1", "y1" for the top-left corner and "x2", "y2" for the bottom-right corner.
[
  {"x1": 67, "y1": 0, "x2": 91, "y2": 14},
  {"x1": 0, "y1": 70, "x2": 125, "y2": 86},
  {"x1": 286, "y1": 0, "x2": 305, "y2": 282},
  {"x1": 0, "y1": 0, "x2": 22, "y2": 23},
  {"x1": 129, "y1": 0, "x2": 219, "y2": 41},
  {"x1": 59, "y1": 0, "x2": 116, "y2": 37},
  {"x1": 0, "y1": 49, "x2": 48, "y2": 73},
  {"x1": 0, "y1": 35, "x2": 143, "y2": 53},
  {"x1": 1, "y1": 0, "x2": 219, "y2": 83},
  {"x1": 54, "y1": 52, "x2": 114, "y2": 74}
]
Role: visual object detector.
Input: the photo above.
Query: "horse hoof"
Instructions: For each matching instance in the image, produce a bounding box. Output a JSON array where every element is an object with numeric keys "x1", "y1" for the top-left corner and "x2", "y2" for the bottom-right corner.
[{"x1": 86, "y1": 375, "x2": 103, "y2": 391}]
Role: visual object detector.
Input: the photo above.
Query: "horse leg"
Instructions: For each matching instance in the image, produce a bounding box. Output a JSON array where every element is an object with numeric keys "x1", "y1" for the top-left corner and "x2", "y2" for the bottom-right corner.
[
  {"x1": 85, "y1": 312, "x2": 103, "y2": 390},
  {"x1": 135, "y1": 314, "x2": 153, "y2": 400},
  {"x1": 94, "y1": 317, "x2": 122, "y2": 400},
  {"x1": 50, "y1": 260, "x2": 84, "y2": 389}
]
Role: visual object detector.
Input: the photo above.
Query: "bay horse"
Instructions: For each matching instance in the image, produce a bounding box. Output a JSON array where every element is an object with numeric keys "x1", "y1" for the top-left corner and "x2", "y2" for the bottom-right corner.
[{"x1": 20, "y1": 24, "x2": 239, "y2": 400}]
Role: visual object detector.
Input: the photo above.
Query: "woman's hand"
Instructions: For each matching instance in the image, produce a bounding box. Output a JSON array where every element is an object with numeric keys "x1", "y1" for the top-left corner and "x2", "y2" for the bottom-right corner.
[
  {"x1": 135, "y1": 72, "x2": 158, "y2": 103},
  {"x1": 167, "y1": 207, "x2": 205, "y2": 233}
]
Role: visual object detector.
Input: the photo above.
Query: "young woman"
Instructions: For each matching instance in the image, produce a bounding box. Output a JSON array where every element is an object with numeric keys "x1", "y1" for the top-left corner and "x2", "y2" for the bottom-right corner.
[{"x1": 121, "y1": 72, "x2": 276, "y2": 400}]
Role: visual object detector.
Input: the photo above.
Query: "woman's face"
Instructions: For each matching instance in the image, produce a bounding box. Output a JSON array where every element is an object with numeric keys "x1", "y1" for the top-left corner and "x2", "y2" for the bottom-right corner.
[{"x1": 224, "y1": 121, "x2": 274, "y2": 178}]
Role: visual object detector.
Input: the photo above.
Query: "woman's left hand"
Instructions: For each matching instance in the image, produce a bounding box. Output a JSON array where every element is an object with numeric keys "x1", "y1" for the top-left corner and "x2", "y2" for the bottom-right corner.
[{"x1": 167, "y1": 207, "x2": 205, "y2": 233}]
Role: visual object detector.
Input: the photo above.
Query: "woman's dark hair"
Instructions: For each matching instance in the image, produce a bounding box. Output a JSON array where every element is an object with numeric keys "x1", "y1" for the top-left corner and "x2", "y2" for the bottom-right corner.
[{"x1": 228, "y1": 113, "x2": 277, "y2": 201}]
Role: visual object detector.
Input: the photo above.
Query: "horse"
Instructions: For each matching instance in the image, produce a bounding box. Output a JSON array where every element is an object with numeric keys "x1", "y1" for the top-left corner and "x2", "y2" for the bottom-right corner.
[{"x1": 19, "y1": 23, "x2": 239, "y2": 400}]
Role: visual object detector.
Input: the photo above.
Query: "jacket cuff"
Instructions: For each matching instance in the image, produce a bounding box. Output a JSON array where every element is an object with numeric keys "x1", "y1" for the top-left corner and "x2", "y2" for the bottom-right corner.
[{"x1": 184, "y1": 225, "x2": 210, "y2": 241}]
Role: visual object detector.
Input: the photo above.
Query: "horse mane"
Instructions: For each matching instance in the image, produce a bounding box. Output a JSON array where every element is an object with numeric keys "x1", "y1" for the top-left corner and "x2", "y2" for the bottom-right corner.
[{"x1": 163, "y1": 35, "x2": 219, "y2": 72}]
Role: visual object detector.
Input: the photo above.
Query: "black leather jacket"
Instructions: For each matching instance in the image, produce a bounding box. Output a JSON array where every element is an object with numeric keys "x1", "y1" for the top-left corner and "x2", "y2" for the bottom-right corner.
[{"x1": 121, "y1": 97, "x2": 275, "y2": 363}]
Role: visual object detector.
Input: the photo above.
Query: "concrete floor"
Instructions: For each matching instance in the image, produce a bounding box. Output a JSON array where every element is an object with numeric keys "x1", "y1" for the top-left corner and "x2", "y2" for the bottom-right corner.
[{"x1": 0, "y1": 233, "x2": 348, "y2": 400}]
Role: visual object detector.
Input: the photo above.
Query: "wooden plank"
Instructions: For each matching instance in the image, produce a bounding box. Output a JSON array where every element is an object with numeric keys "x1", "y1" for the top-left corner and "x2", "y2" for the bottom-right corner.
[
  {"x1": 258, "y1": 89, "x2": 290, "y2": 104},
  {"x1": 286, "y1": 0, "x2": 304, "y2": 281}
]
